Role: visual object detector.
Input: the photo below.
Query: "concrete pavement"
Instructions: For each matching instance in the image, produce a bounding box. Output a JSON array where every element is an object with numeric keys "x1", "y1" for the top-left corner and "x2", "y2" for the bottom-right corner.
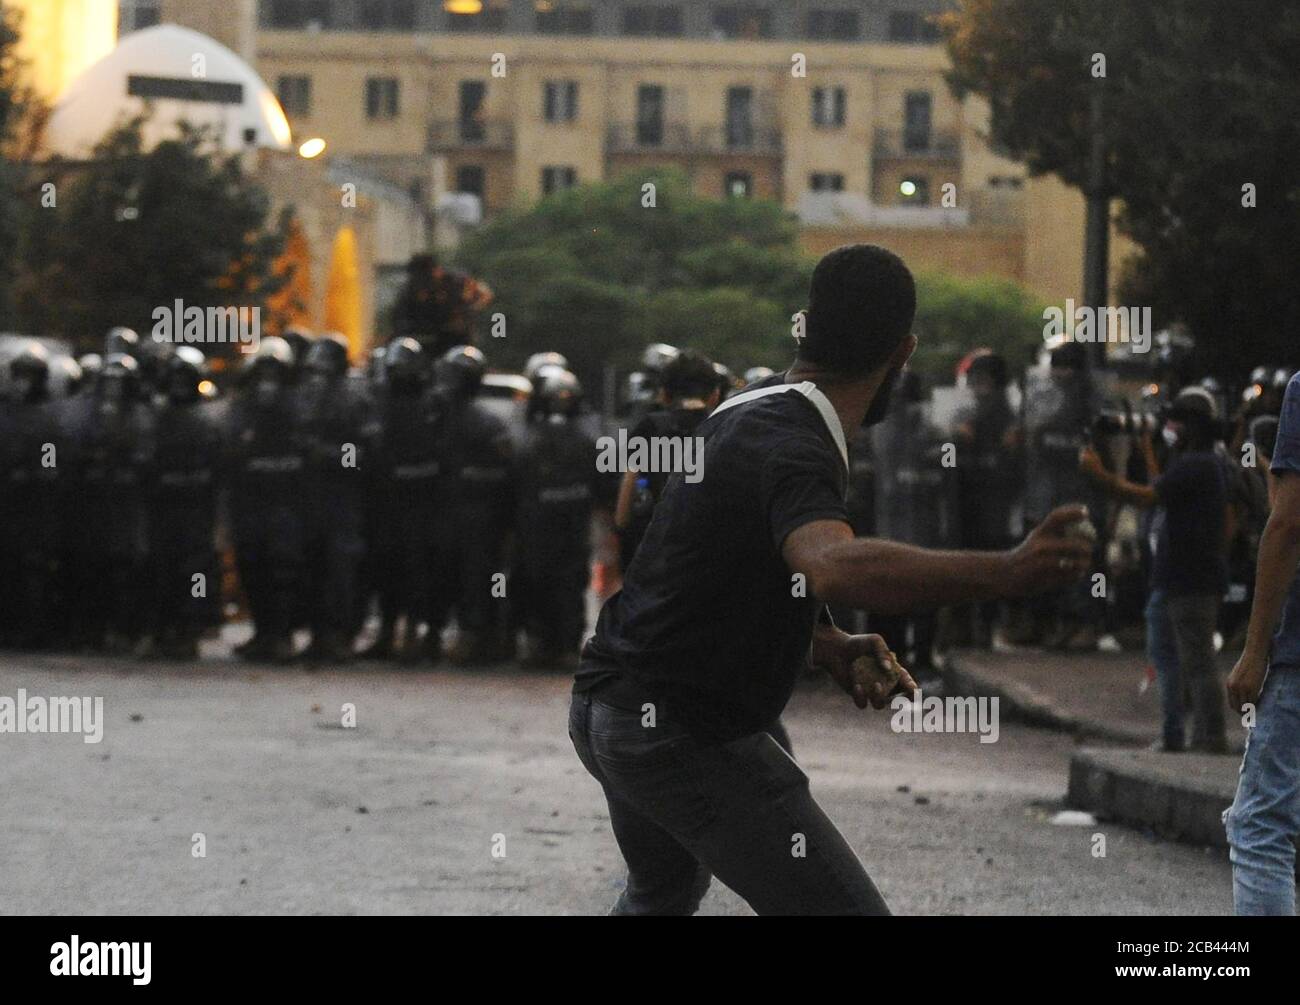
[{"x1": 0, "y1": 649, "x2": 1231, "y2": 914}]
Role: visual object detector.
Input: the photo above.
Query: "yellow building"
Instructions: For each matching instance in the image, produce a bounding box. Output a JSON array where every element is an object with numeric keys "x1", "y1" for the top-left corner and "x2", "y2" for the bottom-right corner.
[{"x1": 120, "y1": 2, "x2": 1129, "y2": 307}]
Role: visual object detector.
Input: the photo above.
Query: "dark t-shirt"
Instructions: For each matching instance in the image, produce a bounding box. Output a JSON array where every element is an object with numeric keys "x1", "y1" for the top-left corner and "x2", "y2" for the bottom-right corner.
[
  {"x1": 578, "y1": 386, "x2": 849, "y2": 742},
  {"x1": 1151, "y1": 450, "x2": 1227, "y2": 596}
]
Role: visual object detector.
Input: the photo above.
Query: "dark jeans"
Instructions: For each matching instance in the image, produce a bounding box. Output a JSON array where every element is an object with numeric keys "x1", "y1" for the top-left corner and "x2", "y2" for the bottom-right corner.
[
  {"x1": 1146, "y1": 589, "x2": 1226, "y2": 749},
  {"x1": 568, "y1": 689, "x2": 890, "y2": 916}
]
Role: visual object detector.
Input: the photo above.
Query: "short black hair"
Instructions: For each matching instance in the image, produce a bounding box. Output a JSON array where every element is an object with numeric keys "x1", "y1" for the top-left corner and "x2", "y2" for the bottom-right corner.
[
  {"x1": 797, "y1": 244, "x2": 916, "y2": 376},
  {"x1": 662, "y1": 348, "x2": 718, "y2": 401}
]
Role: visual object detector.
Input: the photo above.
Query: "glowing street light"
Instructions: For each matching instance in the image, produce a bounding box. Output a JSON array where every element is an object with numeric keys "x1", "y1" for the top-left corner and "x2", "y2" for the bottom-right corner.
[
  {"x1": 445, "y1": 1, "x2": 484, "y2": 13},
  {"x1": 899, "y1": 180, "x2": 917, "y2": 197},
  {"x1": 298, "y1": 137, "x2": 327, "y2": 159}
]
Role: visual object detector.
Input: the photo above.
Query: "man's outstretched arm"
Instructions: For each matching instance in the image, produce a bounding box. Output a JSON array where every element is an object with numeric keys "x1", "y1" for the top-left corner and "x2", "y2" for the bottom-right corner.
[{"x1": 782, "y1": 504, "x2": 1093, "y2": 615}]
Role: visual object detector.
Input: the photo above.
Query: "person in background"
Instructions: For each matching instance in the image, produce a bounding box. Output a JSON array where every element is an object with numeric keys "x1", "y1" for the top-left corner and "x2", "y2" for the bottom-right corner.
[
  {"x1": 1224, "y1": 372, "x2": 1300, "y2": 915},
  {"x1": 1080, "y1": 386, "x2": 1229, "y2": 753},
  {"x1": 953, "y1": 350, "x2": 1024, "y2": 648},
  {"x1": 614, "y1": 348, "x2": 719, "y2": 573}
]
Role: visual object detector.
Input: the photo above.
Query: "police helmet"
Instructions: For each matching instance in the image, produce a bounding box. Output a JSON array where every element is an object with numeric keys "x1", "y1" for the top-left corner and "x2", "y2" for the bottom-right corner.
[
  {"x1": 304, "y1": 333, "x2": 350, "y2": 377},
  {"x1": 104, "y1": 326, "x2": 140, "y2": 357},
  {"x1": 524, "y1": 351, "x2": 570, "y2": 383},
  {"x1": 9, "y1": 340, "x2": 51, "y2": 382},
  {"x1": 385, "y1": 337, "x2": 426, "y2": 382},
  {"x1": 439, "y1": 344, "x2": 488, "y2": 393},
  {"x1": 641, "y1": 343, "x2": 680, "y2": 373}
]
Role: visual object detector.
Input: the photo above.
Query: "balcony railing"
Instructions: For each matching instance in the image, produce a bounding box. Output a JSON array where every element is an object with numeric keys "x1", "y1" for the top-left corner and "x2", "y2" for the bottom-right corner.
[
  {"x1": 605, "y1": 122, "x2": 696, "y2": 154},
  {"x1": 426, "y1": 119, "x2": 515, "y2": 152},
  {"x1": 873, "y1": 127, "x2": 960, "y2": 160},
  {"x1": 605, "y1": 122, "x2": 782, "y2": 157}
]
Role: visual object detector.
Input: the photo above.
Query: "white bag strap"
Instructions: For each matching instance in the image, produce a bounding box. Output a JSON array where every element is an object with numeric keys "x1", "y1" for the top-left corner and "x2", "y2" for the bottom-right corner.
[{"x1": 710, "y1": 380, "x2": 848, "y2": 472}]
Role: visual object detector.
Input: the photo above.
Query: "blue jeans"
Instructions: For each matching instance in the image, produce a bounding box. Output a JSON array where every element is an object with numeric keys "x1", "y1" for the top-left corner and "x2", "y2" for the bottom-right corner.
[
  {"x1": 1146, "y1": 590, "x2": 1185, "y2": 747},
  {"x1": 1223, "y1": 667, "x2": 1300, "y2": 915},
  {"x1": 568, "y1": 688, "x2": 890, "y2": 915}
]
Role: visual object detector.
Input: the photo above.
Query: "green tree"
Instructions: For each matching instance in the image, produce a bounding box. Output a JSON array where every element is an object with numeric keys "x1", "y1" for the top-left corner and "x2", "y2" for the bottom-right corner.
[
  {"x1": 943, "y1": 0, "x2": 1300, "y2": 378},
  {"x1": 455, "y1": 169, "x2": 811, "y2": 389},
  {"x1": 911, "y1": 271, "x2": 1048, "y2": 379},
  {"x1": 14, "y1": 118, "x2": 292, "y2": 354}
]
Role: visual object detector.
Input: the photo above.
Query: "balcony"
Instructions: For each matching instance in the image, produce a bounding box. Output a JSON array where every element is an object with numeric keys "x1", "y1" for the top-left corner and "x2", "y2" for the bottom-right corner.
[
  {"x1": 606, "y1": 122, "x2": 696, "y2": 155},
  {"x1": 426, "y1": 119, "x2": 515, "y2": 153},
  {"x1": 873, "y1": 128, "x2": 960, "y2": 160},
  {"x1": 605, "y1": 122, "x2": 782, "y2": 158}
]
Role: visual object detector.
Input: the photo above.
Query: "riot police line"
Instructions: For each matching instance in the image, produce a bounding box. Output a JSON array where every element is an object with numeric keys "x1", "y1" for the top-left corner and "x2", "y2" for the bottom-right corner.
[
  {"x1": 0, "y1": 326, "x2": 1291, "y2": 675},
  {"x1": 0, "y1": 327, "x2": 614, "y2": 667}
]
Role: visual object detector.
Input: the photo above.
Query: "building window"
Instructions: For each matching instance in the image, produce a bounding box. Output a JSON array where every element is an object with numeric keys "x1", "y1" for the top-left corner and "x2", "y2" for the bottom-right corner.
[
  {"x1": 888, "y1": 11, "x2": 919, "y2": 41},
  {"x1": 725, "y1": 87, "x2": 754, "y2": 148},
  {"x1": 265, "y1": 0, "x2": 333, "y2": 29},
  {"x1": 358, "y1": 0, "x2": 416, "y2": 30},
  {"x1": 724, "y1": 172, "x2": 752, "y2": 199},
  {"x1": 889, "y1": 10, "x2": 942, "y2": 43},
  {"x1": 899, "y1": 176, "x2": 930, "y2": 204},
  {"x1": 809, "y1": 173, "x2": 844, "y2": 192},
  {"x1": 636, "y1": 85, "x2": 665, "y2": 146},
  {"x1": 622, "y1": 5, "x2": 684, "y2": 37},
  {"x1": 811, "y1": 86, "x2": 845, "y2": 128},
  {"x1": 711, "y1": 5, "x2": 773, "y2": 40},
  {"x1": 807, "y1": 9, "x2": 859, "y2": 40},
  {"x1": 276, "y1": 75, "x2": 313, "y2": 117},
  {"x1": 536, "y1": 2, "x2": 594, "y2": 36},
  {"x1": 118, "y1": 0, "x2": 161, "y2": 35},
  {"x1": 903, "y1": 91, "x2": 932, "y2": 151},
  {"x1": 458, "y1": 80, "x2": 487, "y2": 141},
  {"x1": 365, "y1": 77, "x2": 400, "y2": 120},
  {"x1": 541, "y1": 166, "x2": 578, "y2": 195},
  {"x1": 447, "y1": 0, "x2": 510, "y2": 33},
  {"x1": 543, "y1": 81, "x2": 579, "y2": 123},
  {"x1": 456, "y1": 165, "x2": 486, "y2": 201}
]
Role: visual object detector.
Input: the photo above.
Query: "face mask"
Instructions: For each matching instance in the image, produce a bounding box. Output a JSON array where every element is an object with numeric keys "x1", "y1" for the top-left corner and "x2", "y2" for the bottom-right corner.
[{"x1": 1162, "y1": 426, "x2": 1181, "y2": 449}]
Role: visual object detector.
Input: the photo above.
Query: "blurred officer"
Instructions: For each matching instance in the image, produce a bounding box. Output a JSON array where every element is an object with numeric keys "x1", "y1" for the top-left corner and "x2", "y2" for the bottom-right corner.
[
  {"x1": 512, "y1": 369, "x2": 608, "y2": 668},
  {"x1": 282, "y1": 327, "x2": 312, "y2": 382},
  {"x1": 428, "y1": 345, "x2": 515, "y2": 665},
  {"x1": 614, "y1": 349, "x2": 719, "y2": 572},
  {"x1": 296, "y1": 334, "x2": 379, "y2": 663},
  {"x1": 63, "y1": 353, "x2": 156, "y2": 653},
  {"x1": 143, "y1": 348, "x2": 223, "y2": 660},
  {"x1": 870, "y1": 369, "x2": 955, "y2": 683},
  {"x1": 227, "y1": 337, "x2": 304, "y2": 664},
  {"x1": 0, "y1": 343, "x2": 63, "y2": 649},
  {"x1": 1023, "y1": 339, "x2": 1099, "y2": 648},
  {"x1": 76, "y1": 353, "x2": 103, "y2": 393},
  {"x1": 620, "y1": 342, "x2": 680, "y2": 424},
  {"x1": 954, "y1": 351, "x2": 1025, "y2": 647},
  {"x1": 365, "y1": 337, "x2": 443, "y2": 662}
]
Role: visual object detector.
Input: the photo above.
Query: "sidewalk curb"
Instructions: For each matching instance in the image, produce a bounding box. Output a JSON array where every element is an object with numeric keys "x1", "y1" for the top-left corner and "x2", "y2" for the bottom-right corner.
[
  {"x1": 1066, "y1": 748, "x2": 1236, "y2": 849},
  {"x1": 942, "y1": 653, "x2": 1150, "y2": 744}
]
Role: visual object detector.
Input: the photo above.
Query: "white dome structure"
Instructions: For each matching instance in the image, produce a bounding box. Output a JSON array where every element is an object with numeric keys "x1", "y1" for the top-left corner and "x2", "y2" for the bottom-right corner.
[{"x1": 45, "y1": 24, "x2": 292, "y2": 158}]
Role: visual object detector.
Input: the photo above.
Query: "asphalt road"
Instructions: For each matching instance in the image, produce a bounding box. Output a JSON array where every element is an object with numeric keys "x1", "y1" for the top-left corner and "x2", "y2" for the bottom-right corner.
[{"x1": 0, "y1": 648, "x2": 1232, "y2": 915}]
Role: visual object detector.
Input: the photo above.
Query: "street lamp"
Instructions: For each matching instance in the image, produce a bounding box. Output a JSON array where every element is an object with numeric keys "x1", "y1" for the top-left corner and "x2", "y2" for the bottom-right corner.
[{"x1": 298, "y1": 137, "x2": 327, "y2": 159}]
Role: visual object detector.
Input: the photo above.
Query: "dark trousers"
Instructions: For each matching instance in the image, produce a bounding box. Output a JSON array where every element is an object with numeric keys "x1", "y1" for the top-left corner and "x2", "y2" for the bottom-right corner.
[{"x1": 568, "y1": 689, "x2": 890, "y2": 916}]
